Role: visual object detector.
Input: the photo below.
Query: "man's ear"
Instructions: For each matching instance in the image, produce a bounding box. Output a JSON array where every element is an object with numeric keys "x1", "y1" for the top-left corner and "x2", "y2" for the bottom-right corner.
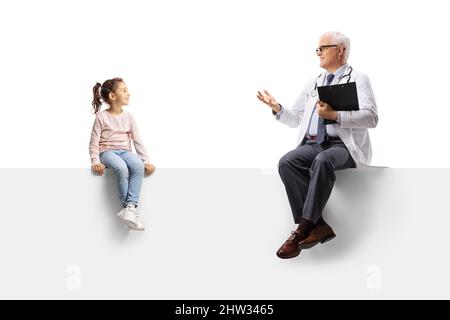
[{"x1": 338, "y1": 45, "x2": 345, "y2": 58}]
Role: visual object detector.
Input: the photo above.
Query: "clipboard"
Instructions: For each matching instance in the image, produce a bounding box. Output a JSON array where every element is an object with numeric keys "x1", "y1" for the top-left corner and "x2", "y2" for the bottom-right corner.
[{"x1": 317, "y1": 82, "x2": 359, "y2": 124}]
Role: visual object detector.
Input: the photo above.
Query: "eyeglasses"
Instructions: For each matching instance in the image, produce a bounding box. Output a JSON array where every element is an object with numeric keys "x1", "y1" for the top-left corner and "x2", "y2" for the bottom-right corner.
[{"x1": 315, "y1": 45, "x2": 339, "y2": 54}]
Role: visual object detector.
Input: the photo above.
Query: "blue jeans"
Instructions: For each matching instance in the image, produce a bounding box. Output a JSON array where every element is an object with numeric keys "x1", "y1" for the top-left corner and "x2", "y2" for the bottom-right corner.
[{"x1": 100, "y1": 150, "x2": 145, "y2": 207}]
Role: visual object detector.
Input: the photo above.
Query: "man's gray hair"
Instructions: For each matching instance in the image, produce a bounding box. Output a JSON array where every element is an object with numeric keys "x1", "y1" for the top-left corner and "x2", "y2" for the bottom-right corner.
[{"x1": 321, "y1": 31, "x2": 351, "y2": 62}]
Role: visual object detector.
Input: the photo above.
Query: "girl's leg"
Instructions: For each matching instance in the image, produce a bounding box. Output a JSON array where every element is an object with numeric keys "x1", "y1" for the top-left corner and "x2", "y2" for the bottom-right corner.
[
  {"x1": 100, "y1": 150, "x2": 130, "y2": 207},
  {"x1": 119, "y1": 151, "x2": 145, "y2": 206}
]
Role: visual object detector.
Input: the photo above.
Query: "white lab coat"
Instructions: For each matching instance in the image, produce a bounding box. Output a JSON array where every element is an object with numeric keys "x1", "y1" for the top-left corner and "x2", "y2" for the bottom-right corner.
[{"x1": 277, "y1": 65, "x2": 378, "y2": 167}]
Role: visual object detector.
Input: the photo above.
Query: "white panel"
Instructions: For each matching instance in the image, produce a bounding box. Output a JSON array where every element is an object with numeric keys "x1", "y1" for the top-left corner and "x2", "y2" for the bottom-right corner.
[{"x1": 0, "y1": 168, "x2": 447, "y2": 299}]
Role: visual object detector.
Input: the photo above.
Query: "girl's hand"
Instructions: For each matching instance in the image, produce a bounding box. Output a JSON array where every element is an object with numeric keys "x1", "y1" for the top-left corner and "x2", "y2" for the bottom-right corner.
[
  {"x1": 145, "y1": 163, "x2": 156, "y2": 176},
  {"x1": 91, "y1": 163, "x2": 106, "y2": 175}
]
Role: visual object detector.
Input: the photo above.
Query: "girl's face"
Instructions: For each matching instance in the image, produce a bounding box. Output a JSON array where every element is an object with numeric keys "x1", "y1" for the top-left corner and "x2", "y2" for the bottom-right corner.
[{"x1": 111, "y1": 81, "x2": 130, "y2": 106}]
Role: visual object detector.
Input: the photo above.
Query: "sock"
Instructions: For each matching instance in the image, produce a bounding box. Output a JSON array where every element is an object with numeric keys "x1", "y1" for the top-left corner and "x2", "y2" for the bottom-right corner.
[
  {"x1": 296, "y1": 218, "x2": 315, "y2": 238},
  {"x1": 317, "y1": 217, "x2": 326, "y2": 225}
]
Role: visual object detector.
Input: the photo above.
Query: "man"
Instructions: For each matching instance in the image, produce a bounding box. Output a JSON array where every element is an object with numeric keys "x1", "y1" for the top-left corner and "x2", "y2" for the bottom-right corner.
[{"x1": 257, "y1": 31, "x2": 378, "y2": 259}]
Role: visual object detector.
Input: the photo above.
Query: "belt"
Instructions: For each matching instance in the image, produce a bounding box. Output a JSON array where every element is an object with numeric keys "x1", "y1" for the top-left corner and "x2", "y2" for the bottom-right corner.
[
  {"x1": 307, "y1": 135, "x2": 341, "y2": 142},
  {"x1": 306, "y1": 136, "x2": 341, "y2": 141}
]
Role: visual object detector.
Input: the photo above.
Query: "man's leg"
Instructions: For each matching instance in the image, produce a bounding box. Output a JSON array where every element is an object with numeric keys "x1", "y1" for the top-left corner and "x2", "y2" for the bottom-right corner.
[
  {"x1": 278, "y1": 143, "x2": 321, "y2": 223},
  {"x1": 276, "y1": 142, "x2": 322, "y2": 259},
  {"x1": 302, "y1": 142, "x2": 356, "y2": 224}
]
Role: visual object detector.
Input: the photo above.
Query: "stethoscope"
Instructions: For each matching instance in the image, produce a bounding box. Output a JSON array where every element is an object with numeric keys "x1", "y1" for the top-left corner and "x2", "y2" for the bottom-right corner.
[{"x1": 310, "y1": 66, "x2": 353, "y2": 97}]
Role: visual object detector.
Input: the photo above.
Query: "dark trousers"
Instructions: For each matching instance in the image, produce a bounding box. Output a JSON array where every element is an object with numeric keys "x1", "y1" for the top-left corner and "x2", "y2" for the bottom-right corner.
[{"x1": 278, "y1": 139, "x2": 356, "y2": 224}]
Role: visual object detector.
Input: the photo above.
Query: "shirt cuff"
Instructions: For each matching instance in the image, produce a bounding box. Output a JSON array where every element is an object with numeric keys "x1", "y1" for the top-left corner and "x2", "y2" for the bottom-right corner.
[
  {"x1": 91, "y1": 156, "x2": 101, "y2": 165},
  {"x1": 272, "y1": 104, "x2": 283, "y2": 120}
]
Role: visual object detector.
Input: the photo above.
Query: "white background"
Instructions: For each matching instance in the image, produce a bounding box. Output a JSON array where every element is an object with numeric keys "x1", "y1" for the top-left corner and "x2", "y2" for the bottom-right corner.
[{"x1": 0, "y1": 0, "x2": 449, "y2": 168}]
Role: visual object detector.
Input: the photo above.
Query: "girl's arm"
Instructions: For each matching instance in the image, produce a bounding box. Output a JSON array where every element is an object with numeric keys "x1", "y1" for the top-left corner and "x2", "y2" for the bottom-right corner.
[
  {"x1": 130, "y1": 114, "x2": 155, "y2": 175},
  {"x1": 130, "y1": 114, "x2": 151, "y2": 164},
  {"x1": 89, "y1": 116, "x2": 103, "y2": 166}
]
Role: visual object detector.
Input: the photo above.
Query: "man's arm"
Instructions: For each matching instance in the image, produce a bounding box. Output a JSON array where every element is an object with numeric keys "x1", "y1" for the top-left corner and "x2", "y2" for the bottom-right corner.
[
  {"x1": 337, "y1": 74, "x2": 378, "y2": 128},
  {"x1": 274, "y1": 80, "x2": 313, "y2": 128}
]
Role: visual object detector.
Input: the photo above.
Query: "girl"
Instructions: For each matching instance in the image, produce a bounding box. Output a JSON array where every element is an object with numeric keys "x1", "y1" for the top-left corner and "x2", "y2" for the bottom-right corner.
[{"x1": 89, "y1": 77, "x2": 155, "y2": 231}]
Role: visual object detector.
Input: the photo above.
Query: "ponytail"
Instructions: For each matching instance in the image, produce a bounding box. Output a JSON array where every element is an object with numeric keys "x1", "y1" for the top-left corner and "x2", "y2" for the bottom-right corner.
[{"x1": 92, "y1": 82, "x2": 102, "y2": 114}]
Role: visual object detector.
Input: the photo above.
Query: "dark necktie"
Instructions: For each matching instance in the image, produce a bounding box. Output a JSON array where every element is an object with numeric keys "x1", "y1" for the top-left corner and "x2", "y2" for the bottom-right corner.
[{"x1": 316, "y1": 73, "x2": 335, "y2": 144}]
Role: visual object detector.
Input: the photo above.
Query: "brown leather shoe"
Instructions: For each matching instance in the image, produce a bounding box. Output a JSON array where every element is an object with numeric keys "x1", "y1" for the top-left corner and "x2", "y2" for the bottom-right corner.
[
  {"x1": 298, "y1": 222, "x2": 336, "y2": 249},
  {"x1": 276, "y1": 230, "x2": 305, "y2": 259}
]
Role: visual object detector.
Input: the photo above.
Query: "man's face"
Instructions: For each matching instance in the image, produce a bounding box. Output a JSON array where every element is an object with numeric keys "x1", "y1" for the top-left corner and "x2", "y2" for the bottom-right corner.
[{"x1": 316, "y1": 36, "x2": 340, "y2": 70}]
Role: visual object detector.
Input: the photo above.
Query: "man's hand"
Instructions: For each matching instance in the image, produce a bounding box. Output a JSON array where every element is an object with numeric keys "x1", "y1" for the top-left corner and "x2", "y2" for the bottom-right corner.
[
  {"x1": 91, "y1": 163, "x2": 106, "y2": 175},
  {"x1": 317, "y1": 100, "x2": 338, "y2": 121},
  {"x1": 145, "y1": 163, "x2": 156, "y2": 176},
  {"x1": 257, "y1": 89, "x2": 281, "y2": 113}
]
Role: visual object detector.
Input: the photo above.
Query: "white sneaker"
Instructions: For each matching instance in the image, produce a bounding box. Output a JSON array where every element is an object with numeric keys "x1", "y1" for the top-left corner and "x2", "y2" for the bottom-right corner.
[
  {"x1": 116, "y1": 207, "x2": 137, "y2": 228},
  {"x1": 132, "y1": 213, "x2": 146, "y2": 231},
  {"x1": 117, "y1": 205, "x2": 145, "y2": 231}
]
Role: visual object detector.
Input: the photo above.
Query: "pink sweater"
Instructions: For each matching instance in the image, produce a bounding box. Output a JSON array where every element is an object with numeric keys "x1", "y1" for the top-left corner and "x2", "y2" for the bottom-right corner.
[{"x1": 89, "y1": 110, "x2": 150, "y2": 165}]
